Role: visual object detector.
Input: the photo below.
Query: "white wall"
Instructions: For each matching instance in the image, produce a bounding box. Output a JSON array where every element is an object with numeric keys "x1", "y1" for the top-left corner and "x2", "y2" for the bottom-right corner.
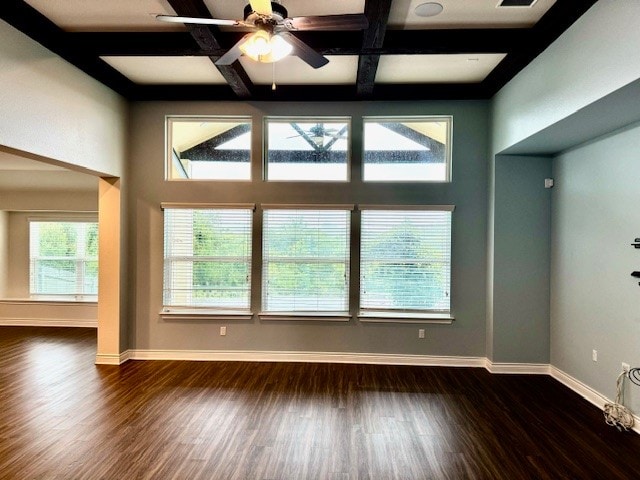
[
  {"x1": 0, "y1": 19, "x2": 127, "y2": 346},
  {"x1": 0, "y1": 190, "x2": 97, "y2": 212},
  {"x1": 551, "y1": 123, "x2": 640, "y2": 412},
  {"x1": 492, "y1": 0, "x2": 640, "y2": 155},
  {"x1": 0, "y1": 210, "x2": 7, "y2": 298},
  {"x1": 0, "y1": 300, "x2": 97, "y2": 328},
  {"x1": 0, "y1": 19, "x2": 127, "y2": 176}
]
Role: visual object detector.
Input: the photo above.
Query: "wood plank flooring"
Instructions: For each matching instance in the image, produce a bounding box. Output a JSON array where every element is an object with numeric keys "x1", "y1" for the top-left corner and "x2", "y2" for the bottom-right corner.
[{"x1": 1, "y1": 327, "x2": 640, "y2": 479}]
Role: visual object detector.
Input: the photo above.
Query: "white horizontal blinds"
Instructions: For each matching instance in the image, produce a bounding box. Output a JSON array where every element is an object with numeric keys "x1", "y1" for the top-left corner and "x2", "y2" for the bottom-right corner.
[
  {"x1": 163, "y1": 208, "x2": 252, "y2": 309},
  {"x1": 263, "y1": 209, "x2": 350, "y2": 312},
  {"x1": 360, "y1": 210, "x2": 452, "y2": 313},
  {"x1": 29, "y1": 221, "x2": 98, "y2": 297}
]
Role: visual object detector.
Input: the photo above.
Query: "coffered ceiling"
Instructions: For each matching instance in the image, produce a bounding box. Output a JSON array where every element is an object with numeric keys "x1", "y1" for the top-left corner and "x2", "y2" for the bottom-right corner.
[{"x1": 0, "y1": 0, "x2": 599, "y2": 101}]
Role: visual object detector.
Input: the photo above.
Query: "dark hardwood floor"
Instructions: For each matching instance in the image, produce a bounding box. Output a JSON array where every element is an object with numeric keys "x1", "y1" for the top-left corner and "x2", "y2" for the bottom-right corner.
[{"x1": 1, "y1": 327, "x2": 639, "y2": 479}]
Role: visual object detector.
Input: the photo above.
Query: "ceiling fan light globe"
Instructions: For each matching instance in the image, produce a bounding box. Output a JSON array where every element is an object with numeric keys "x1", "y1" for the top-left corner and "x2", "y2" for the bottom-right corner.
[
  {"x1": 240, "y1": 32, "x2": 293, "y2": 63},
  {"x1": 240, "y1": 30, "x2": 272, "y2": 58},
  {"x1": 269, "y1": 35, "x2": 293, "y2": 62}
]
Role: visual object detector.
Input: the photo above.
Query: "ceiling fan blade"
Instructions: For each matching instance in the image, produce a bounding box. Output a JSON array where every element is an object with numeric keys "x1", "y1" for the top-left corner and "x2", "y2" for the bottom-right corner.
[
  {"x1": 249, "y1": 0, "x2": 273, "y2": 16},
  {"x1": 286, "y1": 13, "x2": 369, "y2": 31},
  {"x1": 156, "y1": 15, "x2": 243, "y2": 26},
  {"x1": 216, "y1": 33, "x2": 253, "y2": 65},
  {"x1": 279, "y1": 32, "x2": 329, "y2": 69}
]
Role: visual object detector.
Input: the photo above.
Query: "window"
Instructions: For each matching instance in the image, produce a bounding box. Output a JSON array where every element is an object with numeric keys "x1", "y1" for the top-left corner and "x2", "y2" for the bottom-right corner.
[
  {"x1": 363, "y1": 116, "x2": 452, "y2": 182},
  {"x1": 262, "y1": 208, "x2": 351, "y2": 316},
  {"x1": 359, "y1": 207, "x2": 453, "y2": 321},
  {"x1": 265, "y1": 117, "x2": 350, "y2": 181},
  {"x1": 163, "y1": 206, "x2": 253, "y2": 311},
  {"x1": 167, "y1": 117, "x2": 252, "y2": 180},
  {"x1": 29, "y1": 220, "x2": 98, "y2": 301}
]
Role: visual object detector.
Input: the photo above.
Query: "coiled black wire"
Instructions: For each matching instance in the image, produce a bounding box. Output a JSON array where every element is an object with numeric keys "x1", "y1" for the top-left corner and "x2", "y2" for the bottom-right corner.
[{"x1": 628, "y1": 368, "x2": 640, "y2": 387}]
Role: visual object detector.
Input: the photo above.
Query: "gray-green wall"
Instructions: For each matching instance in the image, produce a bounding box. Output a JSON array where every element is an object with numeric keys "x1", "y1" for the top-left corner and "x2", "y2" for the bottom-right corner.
[
  {"x1": 489, "y1": 0, "x2": 640, "y2": 398},
  {"x1": 492, "y1": 0, "x2": 640, "y2": 155},
  {"x1": 128, "y1": 100, "x2": 489, "y2": 355},
  {"x1": 491, "y1": 155, "x2": 551, "y2": 363},
  {"x1": 551, "y1": 123, "x2": 640, "y2": 411}
]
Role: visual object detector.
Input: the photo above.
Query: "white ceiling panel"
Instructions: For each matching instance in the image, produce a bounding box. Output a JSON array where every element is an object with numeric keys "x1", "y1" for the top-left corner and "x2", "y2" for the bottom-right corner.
[
  {"x1": 204, "y1": 0, "x2": 366, "y2": 22},
  {"x1": 101, "y1": 56, "x2": 227, "y2": 84},
  {"x1": 376, "y1": 54, "x2": 507, "y2": 83},
  {"x1": 240, "y1": 55, "x2": 358, "y2": 85},
  {"x1": 388, "y1": 0, "x2": 557, "y2": 29},
  {"x1": 23, "y1": 0, "x2": 183, "y2": 31}
]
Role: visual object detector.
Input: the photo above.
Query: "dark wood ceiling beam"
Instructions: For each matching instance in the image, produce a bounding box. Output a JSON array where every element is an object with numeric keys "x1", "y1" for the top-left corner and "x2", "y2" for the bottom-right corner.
[
  {"x1": 166, "y1": 0, "x2": 253, "y2": 98},
  {"x1": 128, "y1": 83, "x2": 487, "y2": 102},
  {"x1": 0, "y1": 0, "x2": 136, "y2": 98},
  {"x1": 381, "y1": 123, "x2": 445, "y2": 152},
  {"x1": 181, "y1": 123, "x2": 252, "y2": 156},
  {"x1": 70, "y1": 29, "x2": 528, "y2": 57},
  {"x1": 357, "y1": 0, "x2": 393, "y2": 97},
  {"x1": 481, "y1": 0, "x2": 600, "y2": 97}
]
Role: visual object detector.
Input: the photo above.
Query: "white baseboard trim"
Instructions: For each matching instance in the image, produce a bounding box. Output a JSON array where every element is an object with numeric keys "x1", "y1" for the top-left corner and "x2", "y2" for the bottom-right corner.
[
  {"x1": 128, "y1": 349, "x2": 486, "y2": 367},
  {"x1": 95, "y1": 350, "x2": 131, "y2": 365},
  {"x1": 485, "y1": 360, "x2": 550, "y2": 375},
  {"x1": 550, "y1": 366, "x2": 640, "y2": 435},
  {"x1": 110, "y1": 349, "x2": 639, "y2": 435},
  {"x1": 0, "y1": 318, "x2": 97, "y2": 328}
]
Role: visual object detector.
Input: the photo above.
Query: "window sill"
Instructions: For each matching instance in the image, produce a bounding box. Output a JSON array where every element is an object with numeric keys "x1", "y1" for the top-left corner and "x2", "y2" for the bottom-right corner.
[
  {"x1": 358, "y1": 311, "x2": 454, "y2": 324},
  {"x1": 0, "y1": 298, "x2": 97, "y2": 306},
  {"x1": 259, "y1": 312, "x2": 352, "y2": 322},
  {"x1": 160, "y1": 309, "x2": 253, "y2": 321}
]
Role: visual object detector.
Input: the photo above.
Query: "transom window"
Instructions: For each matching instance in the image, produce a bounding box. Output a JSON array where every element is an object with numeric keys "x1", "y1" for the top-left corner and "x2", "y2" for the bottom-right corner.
[
  {"x1": 167, "y1": 117, "x2": 252, "y2": 180},
  {"x1": 262, "y1": 208, "x2": 351, "y2": 312},
  {"x1": 363, "y1": 116, "x2": 452, "y2": 182},
  {"x1": 359, "y1": 207, "x2": 453, "y2": 318},
  {"x1": 29, "y1": 220, "x2": 98, "y2": 301},
  {"x1": 163, "y1": 207, "x2": 253, "y2": 310},
  {"x1": 265, "y1": 117, "x2": 350, "y2": 181}
]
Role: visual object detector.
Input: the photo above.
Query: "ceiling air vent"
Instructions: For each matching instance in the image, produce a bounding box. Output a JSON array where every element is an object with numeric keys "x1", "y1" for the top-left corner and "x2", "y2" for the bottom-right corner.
[{"x1": 498, "y1": 0, "x2": 537, "y2": 6}]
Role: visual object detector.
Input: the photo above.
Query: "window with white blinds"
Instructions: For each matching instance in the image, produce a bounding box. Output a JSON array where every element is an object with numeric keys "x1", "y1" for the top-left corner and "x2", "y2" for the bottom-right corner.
[
  {"x1": 163, "y1": 208, "x2": 252, "y2": 309},
  {"x1": 360, "y1": 208, "x2": 452, "y2": 314},
  {"x1": 29, "y1": 220, "x2": 98, "y2": 300},
  {"x1": 262, "y1": 208, "x2": 350, "y2": 312}
]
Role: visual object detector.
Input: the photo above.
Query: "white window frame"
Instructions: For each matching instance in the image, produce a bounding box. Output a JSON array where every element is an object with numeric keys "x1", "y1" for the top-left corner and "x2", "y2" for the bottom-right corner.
[
  {"x1": 29, "y1": 218, "x2": 98, "y2": 302},
  {"x1": 362, "y1": 116, "x2": 453, "y2": 183},
  {"x1": 259, "y1": 205, "x2": 353, "y2": 321},
  {"x1": 161, "y1": 203, "x2": 254, "y2": 320},
  {"x1": 264, "y1": 116, "x2": 352, "y2": 182},
  {"x1": 165, "y1": 116, "x2": 253, "y2": 182},
  {"x1": 358, "y1": 205, "x2": 454, "y2": 324}
]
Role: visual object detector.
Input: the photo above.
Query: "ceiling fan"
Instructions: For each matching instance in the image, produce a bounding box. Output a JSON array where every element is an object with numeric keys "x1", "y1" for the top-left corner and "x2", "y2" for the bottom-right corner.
[
  {"x1": 287, "y1": 123, "x2": 348, "y2": 148},
  {"x1": 157, "y1": 0, "x2": 369, "y2": 68}
]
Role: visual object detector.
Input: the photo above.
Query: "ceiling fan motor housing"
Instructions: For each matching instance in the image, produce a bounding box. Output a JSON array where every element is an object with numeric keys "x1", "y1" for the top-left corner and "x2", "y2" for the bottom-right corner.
[{"x1": 244, "y1": 2, "x2": 288, "y2": 25}]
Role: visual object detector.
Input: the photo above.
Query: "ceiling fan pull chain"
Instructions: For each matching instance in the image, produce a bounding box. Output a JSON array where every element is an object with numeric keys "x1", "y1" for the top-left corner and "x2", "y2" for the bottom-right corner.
[{"x1": 272, "y1": 61, "x2": 277, "y2": 90}]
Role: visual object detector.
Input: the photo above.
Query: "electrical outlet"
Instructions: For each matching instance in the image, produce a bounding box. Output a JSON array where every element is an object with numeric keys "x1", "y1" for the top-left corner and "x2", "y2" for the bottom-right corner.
[
  {"x1": 592, "y1": 349, "x2": 598, "y2": 362},
  {"x1": 418, "y1": 329, "x2": 425, "y2": 339},
  {"x1": 220, "y1": 326, "x2": 227, "y2": 336},
  {"x1": 622, "y1": 362, "x2": 630, "y2": 373}
]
